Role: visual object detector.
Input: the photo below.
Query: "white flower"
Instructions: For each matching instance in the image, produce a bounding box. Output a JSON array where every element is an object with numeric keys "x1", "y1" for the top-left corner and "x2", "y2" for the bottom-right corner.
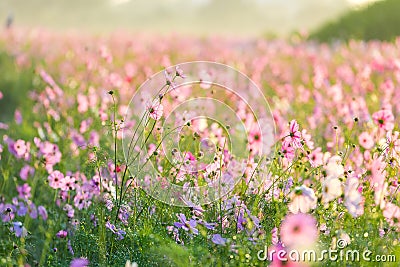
[
  {"x1": 289, "y1": 185, "x2": 317, "y2": 213},
  {"x1": 125, "y1": 260, "x2": 138, "y2": 267},
  {"x1": 322, "y1": 176, "x2": 342, "y2": 203},
  {"x1": 325, "y1": 155, "x2": 344, "y2": 178},
  {"x1": 344, "y1": 178, "x2": 364, "y2": 217}
]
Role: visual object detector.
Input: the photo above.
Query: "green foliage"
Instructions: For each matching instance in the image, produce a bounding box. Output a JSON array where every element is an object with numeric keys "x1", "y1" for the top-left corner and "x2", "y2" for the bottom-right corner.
[{"x1": 310, "y1": 0, "x2": 400, "y2": 42}]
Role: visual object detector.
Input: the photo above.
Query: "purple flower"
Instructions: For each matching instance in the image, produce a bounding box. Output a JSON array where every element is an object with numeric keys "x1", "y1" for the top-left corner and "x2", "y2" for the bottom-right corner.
[
  {"x1": 64, "y1": 204, "x2": 75, "y2": 218},
  {"x1": 1, "y1": 203, "x2": 15, "y2": 222},
  {"x1": 69, "y1": 258, "x2": 89, "y2": 267},
  {"x1": 211, "y1": 234, "x2": 227, "y2": 246},
  {"x1": 237, "y1": 210, "x2": 246, "y2": 232},
  {"x1": 105, "y1": 221, "x2": 126, "y2": 240},
  {"x1": 17, "y1": 202, "x2": 27, "y2": 216},
  {"x1": 56, "y1": 230, "x2": 68, "y2": 238},
  {"x1": 117, "y1": 229, "x2": 126, "y2": 240},
  {"x1": 11, "y1": 222, "x2": 28, "y2": 237},
  {"x1": 38, "y1": 205, "x2": 48, "y2": 220},
  {"x1": 28, "y1": 202, "x2": 38, "y2": 219},
  {"x1": 174, "y1": 213, "x2": 198, "y2": 235},
  {"x1": 17, "y1": 183, "x2": 31, "y2": 200},
  {"x1": 20, "y1": 165, "x2": 35, "y2": 180},
  {"x1": 14, "y1": 109, "x2": 22, "y2": 124},
  {"x1": 200, "y1": 221, "x2": 216, "y2": 230},
  {"x1": 68, "y1": 239, "x2": 74, "y2": 255}
]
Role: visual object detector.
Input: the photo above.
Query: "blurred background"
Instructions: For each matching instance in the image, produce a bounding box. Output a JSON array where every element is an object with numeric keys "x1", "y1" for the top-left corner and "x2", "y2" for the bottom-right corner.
[{"x1": 0, "y1": 0, "x2": 393, "y2": 40}]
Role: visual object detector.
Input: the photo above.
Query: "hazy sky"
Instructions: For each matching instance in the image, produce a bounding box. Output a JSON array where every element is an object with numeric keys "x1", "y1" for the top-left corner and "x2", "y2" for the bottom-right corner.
[{"x1": 0, "y1": 0, "x2": 382, "y2": 37}]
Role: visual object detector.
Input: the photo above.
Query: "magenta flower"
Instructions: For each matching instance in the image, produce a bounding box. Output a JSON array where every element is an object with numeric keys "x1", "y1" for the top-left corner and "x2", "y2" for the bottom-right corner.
[{"x1": 56, "y1": 230, "x2": 68, "y2": 238}]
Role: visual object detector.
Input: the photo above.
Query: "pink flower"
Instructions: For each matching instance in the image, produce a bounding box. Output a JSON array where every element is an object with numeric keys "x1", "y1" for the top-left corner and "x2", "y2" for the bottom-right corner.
[
  {"x1": 308, "y1": 147, "x2": 324, "y2": 167},
  {"x1": 281, "y1": 140, "x2": 295, "y2": 161},
  {"x1": 14, "y1": 109, "x2": 22, "y2": 124},
  {"x1": 20, "y1": 165, "x2": 35, "y2": 180},
  {"x1": 358, "y1": 132, "x2": 374, "y2": 149},
  {"x1": 280, "y1": 213, "x2": 318, "y2": 249},
  {"x1": 370, "y1": 156, "x2": 386, "y2": 191},
  {"x1": 17, "y1": 183, "x2": 31, "y2": 200},
  {"x1": 372, "y1": 109, "x2": 394, "y2": 131},
  {"x1": 288, "y1": 185, "x2": 317, "y2": 213},
  {"x1": 56, "y1": 230, "x2": 68, "y2": 238},
  {"x1": 13, "y1": 139, "x2": 30, "y2": 159},
  {"x1": 248, "y1": 122, "x2": 263, "y2": 154},
  {"x1": 48, "y1": 170, "x2": 64, "y2": 189},
  {"x1": 383, "y1": 203, "x2": 400, "y2": 230},
  {"x1": 60, "y1": 176, "x2": 76, "y2": 191},
  {"x1": 38, "y1": 206, "x2": 48, "y2": 220},
  {"x1": 284, "y1": 120, "x2": 302, "y2": 148},
  {"x1": 146, "y1": 98, "x2": 163, "y2": 120}
]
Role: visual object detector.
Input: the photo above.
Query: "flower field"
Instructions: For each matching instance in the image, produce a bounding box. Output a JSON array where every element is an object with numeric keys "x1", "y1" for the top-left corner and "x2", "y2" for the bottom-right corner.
[{"x1": 0, "y1": 29, "x2": 399, "y2": 266}]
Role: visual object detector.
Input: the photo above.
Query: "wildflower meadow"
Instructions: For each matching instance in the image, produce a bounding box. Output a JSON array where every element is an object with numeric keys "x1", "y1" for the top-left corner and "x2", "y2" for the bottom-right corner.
[{"x1": 0, "y1": 29, "x2": 399, "y2": 266}]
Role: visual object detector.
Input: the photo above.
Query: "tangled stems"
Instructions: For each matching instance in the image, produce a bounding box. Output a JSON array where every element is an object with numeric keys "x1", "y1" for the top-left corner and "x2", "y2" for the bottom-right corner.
[{"x1": 113, "y1": 76, "x2": 178, "y2": 223}]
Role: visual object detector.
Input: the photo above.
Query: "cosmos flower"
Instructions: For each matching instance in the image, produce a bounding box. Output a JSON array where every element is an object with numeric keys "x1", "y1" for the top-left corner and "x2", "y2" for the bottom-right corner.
[
  {"x1": 56, "y1": 230, "x2": 68, "y2": 238},
  {"x1": 372, "y1": 109, "x2": 394, "y2": 131},
  {"x1": 325, "y1": 155, "x2": 344, "y2": 178},
  {"x1": 358, "y1": 132, "x2": 374, "y2": 150},
  {"x1": 344, "y1": 177, "x2": 364, "y2": 217},
  {"x1": 322, "y1": 177, "x2": 342, "y2": 203},
  {"x1": 11, "y1": 221, "x2": 28, "y2": 238},
  {"x1": 20, "y1": 165, "x2": 35, "y2": 180},
  {"x1": 17, "y1": 183, "x2": 31, "y2": 200},
  {"x1": 285, "y1": 120, "x2": 302, "y2": 148},
  {"x1": 48, "y1": 170, "x2": 64, "y2": 189},
  {"x1": 70, "y1": 258, "x2": 89, "y2": 267},
  {"x1": 146, "y1": 98, "x2": 164, "y2": 121},
  {"x1": 174, "y1": 213, "x2": 199, "y2": 235},
  {"x1": 211, "y1": 234, "x2": 227, "y2": 245},
  {"x1": 280, "y1": 213, "x2": 318, "y2": 249},
  {"x1": 288, "y1": 185, "x2": 317, "y2": 214}
]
